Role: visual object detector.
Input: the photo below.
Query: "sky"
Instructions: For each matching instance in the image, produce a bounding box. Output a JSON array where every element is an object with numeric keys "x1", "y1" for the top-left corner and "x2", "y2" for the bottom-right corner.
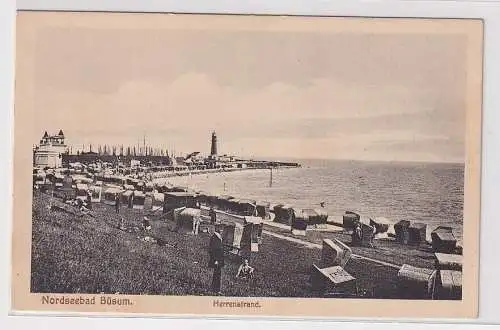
[{"x1": 32, "y1": 23, "x2": 467, "y2": 163}]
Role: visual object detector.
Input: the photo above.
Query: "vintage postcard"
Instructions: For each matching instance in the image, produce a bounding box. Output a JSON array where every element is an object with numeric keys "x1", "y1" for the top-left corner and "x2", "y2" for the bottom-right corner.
[{"x1": 12, "y1": 11, "x2": 483, "y2": 318}]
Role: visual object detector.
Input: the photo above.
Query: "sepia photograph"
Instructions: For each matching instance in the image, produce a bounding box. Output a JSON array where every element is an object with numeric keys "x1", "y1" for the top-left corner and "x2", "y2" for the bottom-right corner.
[{"x1": 11, "y1": 11, "x2": 483, "y2": 318}]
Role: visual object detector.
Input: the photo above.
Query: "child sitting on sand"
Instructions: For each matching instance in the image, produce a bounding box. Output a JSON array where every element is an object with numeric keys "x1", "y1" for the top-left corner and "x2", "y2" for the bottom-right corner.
[
  {"x1": 143, "y1": 216, "x2": 152, "y2": 231},
  {"x1": 118, "y1": 217, "x2": 126, "y2": 231},
  {"x1": 236, "y1": 259, "x2": 255, "y2": 279}
]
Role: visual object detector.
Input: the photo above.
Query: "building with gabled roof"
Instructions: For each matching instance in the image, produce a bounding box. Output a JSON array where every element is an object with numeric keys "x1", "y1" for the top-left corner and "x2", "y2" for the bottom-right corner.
[{"x1": 33, "y1": 130, "x2": 68, "y2": 168}]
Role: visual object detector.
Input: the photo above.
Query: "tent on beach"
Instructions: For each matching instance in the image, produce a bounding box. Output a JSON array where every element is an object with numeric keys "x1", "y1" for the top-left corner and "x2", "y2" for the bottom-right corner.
[
  {"x1": 126, "y1": 178, "x2": 140, "y2": 188},
  {"x1": 222, "y1": 222, "x2": 239, "y2": 247},
  {"x1": 436, "y1": 270, "x2": 462, "y2": 300},
  {"x1": 163, "y1": 192, "x2": 197, "y2": 213},
  {"x1": 303, "y1": 208, "x2": 328, "y2": 226},
  {"x1": 431, "y1": 226, "x2": 457, "y2": 253},
  {"x1": 394, "y1": 220, "x2": 411, "y2": 244},
  {"x1": 132, "y1": 190, "x2": 146, "y2": 210},
  {"x1": 34, "y1": 172, "x2": 46, "y2": 185},
  {"x1": 75, "y1": 183, "x2": 89, "y2": 201},
  {"x1": 408, "y1": 222, "x2": 428, "y2": 245},
  {"x1": 237, "y1": 199, "x2": 257, "y2": 216},
  {"x1": 152, "y1": 192, "x2": 165, "y2": 208},
  {"x1": 370, "y1": 217, "x2": 391, "y2": 235},
  {"x1": 224, "y1": 198, "x2": 253, "y2": 216},
  {"x1": 215, "y1": 195, "x2": 235, "y2": 211},
  {"x1": 171, "y1": 186, "x2": 189, "y2": 193},
  {"x1": 33, "y1": 172, "x2": 50, "y2": 191},
  {"x1": 218, "y1": 215, "x2": 263, "y2": 255},
  {"x1": 320, "y1": 238, "x2": 352, "y2": 269},
  {"x1": 160, "y1": 183, "x2": 175, "y2": 193},
  {"x1": 244, "y1": 216, "x2": 264, "y2": 250},
  {"x1": 136, "y1": 181, "x2": 145, "y2": 192},
  {"x1": 89, "y1": 185, "x2": 102, "y2": 203},
  {"x1": 195, "y1": 191, "x2": 210, "y2": 206},
  {"x1": 121, "y1": 190, "x2": 134, "y2": 208},
  {"x1": 273, "y1": 204, "x2": 295, "y2": 225},
  {"x1": 155, "y1": 183, "x2": 167, "y2": 193},
  {"x1": 291, "y1": 208, "x2": 309, "y2": 236},
  {"x1": 434, "y1": 253, "x2": 462, "y2": 271},
  {"x1": 226, "y1": 198, "x2": 240, "y2": 213},
  {"x1": 397, "y1": 264, "x2": 437, "y2": 299},
  {"x1": 310, "y1": 265, "x2": 357, "y2": 296},
  {"x1": 72, "y1": 175, "x2": 92, "y2": 185},
  {"x1": 144, "y1": 195, "x2": 153, "y2": 211},
  {"x1": 255, "y1": 201, "x2": 271, "y2": 220},
  {"x1": 53, "y1": 173, "x2": 65, "y2": 189},
  {"x1": 342, "y1": 211, "x2": 360, "y2": 232},
  {"x1": 206, "y1": 195, "x2": 219, "y2": 207},
  {"x1": 144, "y1": 182, "x2": 155, "y2": 194},
  {"x1": 103, "y1": 187, "x2": 122, "y2": 206},
  {"x1": 123, "y1": 184, "x2": 135, "y2": 191},
  {"x1": 221, "y1": 222, "x2": 247, "y2": 258},
  {"x1": 175, "y1": 207, "x2": 201, "y2": 233}
]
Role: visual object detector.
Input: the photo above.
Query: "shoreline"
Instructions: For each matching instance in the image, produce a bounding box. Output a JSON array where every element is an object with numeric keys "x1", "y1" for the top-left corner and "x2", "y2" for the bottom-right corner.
[
  {"x1": 36, "y1": 163, "x2": 464, "y2": 247},
  {"x1": 149, "y1": 168, "x2": 463, "y2": 246},
  {"x1": 149, "y1": 166, "x2": 298, "y2": 181}
]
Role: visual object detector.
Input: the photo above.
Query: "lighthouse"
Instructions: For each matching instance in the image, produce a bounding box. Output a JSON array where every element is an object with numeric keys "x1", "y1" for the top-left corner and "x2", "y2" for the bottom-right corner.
[{"x1": 210, "y1": 131, "x2": 218, "y2": 157}]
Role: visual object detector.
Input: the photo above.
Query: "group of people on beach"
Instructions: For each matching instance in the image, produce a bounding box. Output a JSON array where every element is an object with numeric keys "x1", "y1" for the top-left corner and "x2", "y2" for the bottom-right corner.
[
  {"x1": 207, "y1": 223, "x2": 254, "y2": 294},
  {"x1": 114, "y1": 199, "x2": 253, "y2": 295},
  {"x1": 40, "y1": 174, "x2": 261, "y2": 295},
  {"x1": 204, "y1": 206, "x2": 256, "y2": 294},
  {"x1": 61, "y1": 190, "x2": 93, "y2": 213},
  {"x1": 351, "y1": 222, "x2": 376, "y2": 248}
]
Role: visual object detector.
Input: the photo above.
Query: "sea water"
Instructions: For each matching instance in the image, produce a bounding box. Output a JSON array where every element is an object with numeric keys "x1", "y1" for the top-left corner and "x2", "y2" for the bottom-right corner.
[{"x1": 156, "y1": 159, "x2": 464, "y2": 242}]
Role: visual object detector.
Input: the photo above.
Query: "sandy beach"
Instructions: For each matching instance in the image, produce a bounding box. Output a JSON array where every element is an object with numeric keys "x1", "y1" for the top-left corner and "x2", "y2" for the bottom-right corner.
[{"x1": 30, "y1": 189, "x2": 445, "y2": 299}]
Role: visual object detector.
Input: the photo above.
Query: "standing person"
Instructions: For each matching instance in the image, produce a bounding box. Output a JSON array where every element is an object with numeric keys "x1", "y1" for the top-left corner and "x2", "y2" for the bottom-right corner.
[
  {"x1": 208, "y1": 225, "x2": 224, "y2": 294},
  {"x1": 86, "y1": 191, "x2": 92, "y2": 210},
  {"x1": 115, "y1": 193, "x2": 120, "y2": 214},
  {"x1": 352, "y1": 223, "x2": 362, "y2": 246},
  {"x1": 209, "y1": 206, "x2": 217, "y2": 224},
  {"x1": 192, "y1": 211, "x2": 201, "y2": 236},
  {"x1": 370, "y1": 225, "x2": 377, "y2": 248},
  {"x1": 128, "y1": 192, "x2": 133, "y2": 209}
]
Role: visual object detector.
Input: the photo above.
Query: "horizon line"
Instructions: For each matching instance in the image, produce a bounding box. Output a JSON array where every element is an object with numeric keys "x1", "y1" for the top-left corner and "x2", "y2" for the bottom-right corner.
[{"x1": 249, "y1": 156, "x2": 465, "y2": 165}]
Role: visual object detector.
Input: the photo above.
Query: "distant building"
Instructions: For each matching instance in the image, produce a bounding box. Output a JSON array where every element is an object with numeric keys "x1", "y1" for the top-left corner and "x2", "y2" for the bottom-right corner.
[
  {"x1": 33, "y1": 130, "x2": 68, "y2": 168},
  {"x1": 174, "y1": 157, "x2": 186, "y2": 166}
]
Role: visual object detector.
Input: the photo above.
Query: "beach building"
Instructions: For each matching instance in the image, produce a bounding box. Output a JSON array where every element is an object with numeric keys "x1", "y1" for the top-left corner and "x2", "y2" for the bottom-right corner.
[{"x1": 33, "y1": 130, "x2": 68, "y2": 169}]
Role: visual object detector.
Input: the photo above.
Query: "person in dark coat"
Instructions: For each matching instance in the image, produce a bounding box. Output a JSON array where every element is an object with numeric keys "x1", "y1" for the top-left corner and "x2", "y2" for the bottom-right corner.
[
  {"x1": 86, "y1": 191, "x2": 92, "y2": 210},
  {"x1": 115, "y1": 194, "x2": 120, "y2": 214},
  {"x1": 128, "y1": 193, "x2": 133, "y2": 208},
  {"x1": 209, "y1": 206, "x2": 217, "y2": 224},
  {"x1": 208, "y1": 225, "x2": 224, "y2": 294}
]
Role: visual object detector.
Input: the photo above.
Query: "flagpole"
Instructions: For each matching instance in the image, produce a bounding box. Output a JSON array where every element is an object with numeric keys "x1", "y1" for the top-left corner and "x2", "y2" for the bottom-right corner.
[{"x1": 269, "y1": 167, "x2": 273, "y2": 187}]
